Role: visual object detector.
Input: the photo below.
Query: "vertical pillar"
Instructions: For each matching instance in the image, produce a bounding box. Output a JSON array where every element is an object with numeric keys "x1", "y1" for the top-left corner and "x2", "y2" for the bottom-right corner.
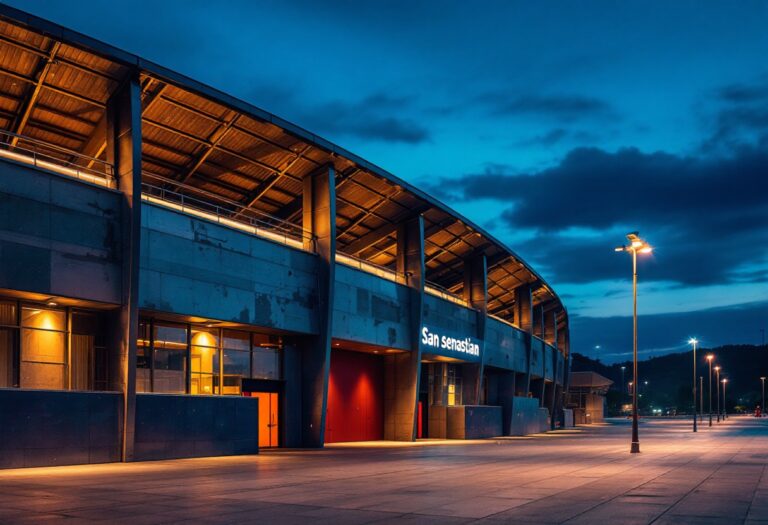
[
  {"x1": 384, "y1": 216, "x2": 424, "y2": 441},
  {"x1": 301, "y1": 164, "x2": 336, "y2": 447},
  {"x1": 514, "y1": 284, "x2": 533, "y2": 397},
  {"x1": 462, "y1": 255, "x2": 487, "y2": 405},
  {"x1": 106, "y1": 75, "x2": 142, "y2": 462},
  {"x1": 545, "y1": 309, "x2": 559, "y2": 428},
  {"x1": 498, "y1": 370, "x2": 516, "y2": 434}
]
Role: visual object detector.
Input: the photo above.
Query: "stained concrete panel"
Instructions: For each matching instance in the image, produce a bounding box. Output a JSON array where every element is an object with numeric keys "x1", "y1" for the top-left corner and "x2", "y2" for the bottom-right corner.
[
  {"x1": 0, "y1": 160, "x2": 121, "y2": 304},
  {"x1": 0, "y1": 389, "x2": 121, "y2": 468},
  {"x1": 140, "y1": 204, "x2": 317, "y2": 334},
  {"x1": 332, "y1": 264, "x2": 410, "y2": 350},
  {"x1": 485, "y1": 317, "x2": 528, "y2": 373},
  {"x1": 134, "y1": 393, "x2": 258, "y2": 460}
]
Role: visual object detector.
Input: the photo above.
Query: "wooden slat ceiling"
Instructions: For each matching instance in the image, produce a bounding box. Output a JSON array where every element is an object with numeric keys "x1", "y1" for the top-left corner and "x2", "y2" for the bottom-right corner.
[{"x1": 0, "y1": 15, "x2": 565, "y2": 326}]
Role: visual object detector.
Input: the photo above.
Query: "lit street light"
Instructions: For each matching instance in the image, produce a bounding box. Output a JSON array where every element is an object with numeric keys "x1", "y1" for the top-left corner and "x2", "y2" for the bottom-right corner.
[
  {"x1": 721, "y1": 378, "x2": 728, "y2": 420},
  {"x1": 707, "y1": 354, "x2": 714, "y2": 427},
  {"x1": 689, "y1": 338, "x2": 698, "y2": 432},
  {"x1": 621, "y1": 366, "x2": 626, "y2": 399},
  {"x1": 699, "y1": 376, "x2": 703, "y2": 423},
  {"x1": 715, "y1": 366, "x2": 721, "y2": 423},
  {"x1": 615, "y1": 232, "x2": 653, "y2": 453}
]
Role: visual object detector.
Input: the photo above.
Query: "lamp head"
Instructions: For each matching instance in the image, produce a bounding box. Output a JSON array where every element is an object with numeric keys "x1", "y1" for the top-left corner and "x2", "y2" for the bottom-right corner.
[
  {"x1": 706, "y1": 354, "x2": 714, "y2": 361},
  {"x1": 715, "y1": 365, "x2": 721, "y2": 372},
  {"x1": 688, "y1": 338, "x2": 698, "y2": 345}
]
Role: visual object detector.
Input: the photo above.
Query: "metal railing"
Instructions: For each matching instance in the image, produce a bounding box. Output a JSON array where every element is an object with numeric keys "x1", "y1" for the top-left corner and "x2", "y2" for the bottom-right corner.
[
  {"x1": 488, "y1": 312, "x2": 520, "y2": 331},
  {"x1": 424, "y1": 280, "x2": 469, "y2": 307},
  {"x1": 335, "y1": 252, "x2": 406, "y2": 284},
  {"x1": 141, "y1": 173, "x2": 314, "y2": 251},
  {"x1": 0, "y1": 130, "x2": 115, "y2": 187}
]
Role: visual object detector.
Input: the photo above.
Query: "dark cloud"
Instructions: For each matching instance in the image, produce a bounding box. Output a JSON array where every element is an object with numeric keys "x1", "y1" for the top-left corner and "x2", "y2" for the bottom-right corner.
[
  {"x1": 292, "y1": 93, "x2": 431, "y2": 144},
  {"x1": 477, "y1": 93, "x2": 614, "y2": 121},
  {"x1": 429, "y1": 146, "x2": 768, "y2": 285},
  {"x1": 702, "y1": 76, "x2": 768, "y2": 151},
  {"x1": 572, "y1": 300, "x2": 768, "y2": 362}
]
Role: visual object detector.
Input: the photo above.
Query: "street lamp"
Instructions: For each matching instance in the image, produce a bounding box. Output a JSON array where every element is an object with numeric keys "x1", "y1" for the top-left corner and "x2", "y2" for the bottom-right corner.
[
  {"x1": 699, "y1": 376, "x2": 703, "y2": 423},
  {"x1": 721, "y1": 378, "x2": 728, "y2": 420},
  {"x1": 715, "y1": 365, "x2": 721, "y2": 422},
  {"x1": 615, "y1": 232, "x2": 653, "y2": 454},
  {"x1": 621, "y1": 366, "x2": 626, "y2": 398},
  {"x1": 707, "y1": 354, "x2": 714, "y2": 427},
  {"x1": 689, "y1": 338, "x2": 698, "y2": 432},
  {"x1": 761, "y1": 377, "x2": 766, "y2": 418}
]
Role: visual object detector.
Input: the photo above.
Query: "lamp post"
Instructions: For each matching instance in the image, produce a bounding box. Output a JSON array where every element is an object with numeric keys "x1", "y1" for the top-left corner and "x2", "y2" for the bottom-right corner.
[
  {"x1": 707, "y1": 355, "x2": 714, "y2": 427},
  {"x1": 761, "y1": 377, "x2": 766, "y2": 417},
  {"x1": 699, "y1": 376, "x2": 703, "y2": 423},
  {"x1": 621, "y1": 366, "x2": 626, "y2": 399},
  {"x1": 715, "y1": 366, "x2": 721, "y2": 423},
  {"x1": 615, "y1": 232, "x2": 652, "y2": 454},
  {"x1": 689, "y1": 338, "x2": 698, "y2": 432},
  {"x1": 721, "y1": 378, "x2": 728, "y2": 420}
]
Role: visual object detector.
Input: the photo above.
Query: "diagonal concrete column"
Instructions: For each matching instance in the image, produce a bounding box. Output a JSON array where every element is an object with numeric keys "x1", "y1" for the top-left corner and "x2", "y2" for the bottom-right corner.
[
  {"x1": 301, "y1": 164, "x2": 336, "y2": 447},
  {"x1": 514, "y1": 284, "x2": 533, "y2": 397},
  {"x1": 462, "y1": 254, "x2": 487, "y2": 405},
  {"x1": 106, "y1": 75, "x2": 142, "y2": 462},
  {"x1": 384, "y1": 216, "x2": 424, "y2": 441}
]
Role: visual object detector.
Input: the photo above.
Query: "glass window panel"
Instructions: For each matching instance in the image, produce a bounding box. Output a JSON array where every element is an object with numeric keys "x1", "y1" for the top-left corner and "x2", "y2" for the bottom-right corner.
[
  {"x1": 21, "y1": 307, "x2": 65, "y2": 331},
  {"x1": 21, "y1": 328, "x2": 66, "y2": 364},
  {"x1": 223, "y1": 330, "x2": 249, "y2": 351},
  {"x1": 222, "y1": 349, "x2": 249, "y2": 395},
  {"x1": 0, "y1": 328, "x2": 17, "y2": 388},
  {"x1": 0, "y1": 301, "x2": 17, "y2": 326},
  {"x1": 20, "y1": 362, "x2": 65, "y2": 390},
  {"x1": 137, "y1": 320, "x2": 150, "y2": 370},
  {"x1": 252, "y1": 346, "x2": 280, "y2": 380},
  {"x1": 153, "y1": 322, "x2": 187, "y2": 394}
]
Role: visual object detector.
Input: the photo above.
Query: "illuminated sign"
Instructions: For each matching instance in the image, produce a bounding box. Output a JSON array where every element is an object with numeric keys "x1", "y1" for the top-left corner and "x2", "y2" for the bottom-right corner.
[{"x1": 421, "y1": 326, "x2": 481, "y2": 359}]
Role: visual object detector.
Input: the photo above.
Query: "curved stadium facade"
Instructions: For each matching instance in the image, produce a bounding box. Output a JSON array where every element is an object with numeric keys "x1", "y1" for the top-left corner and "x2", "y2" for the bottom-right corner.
[{"x1": 0, "y1": 6, "x2": 569, "y2": 467}]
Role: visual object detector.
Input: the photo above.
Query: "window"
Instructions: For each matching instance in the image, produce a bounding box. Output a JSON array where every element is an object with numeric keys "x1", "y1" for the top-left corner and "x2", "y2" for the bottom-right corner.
[
  {"x1": 447, "y1": 364, "x2": 462, "y2": 406},
  {"x1": 153, "y1": 322, "x2": 187, "y2": 393},
  {"x1": 20, "y1": 306, "x2": 66, "y2": 390},
  {"x1": 252, "y1": 334, "x2": 281, "y2": 380},
  {"x1": 0, "y1": 301, "x2": 18, "y2": 388},
  {"x1": 70, "y1": 311, "x2": 107, "y2": 391},
  {"x1": 222, "y1": 330, "x2": 250, "y2": 395},
  {"x1": 190, "y1": 327, "x2": 218, "y2": 395},
  {"x1": 136, "y1": 320, "x2": 151, "y2": 393}
]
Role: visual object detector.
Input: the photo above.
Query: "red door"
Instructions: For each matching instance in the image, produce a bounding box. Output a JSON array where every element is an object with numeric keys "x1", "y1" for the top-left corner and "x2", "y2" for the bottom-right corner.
[{"x1": 325, "y1": 349, "x2": 383, "y2": 443}]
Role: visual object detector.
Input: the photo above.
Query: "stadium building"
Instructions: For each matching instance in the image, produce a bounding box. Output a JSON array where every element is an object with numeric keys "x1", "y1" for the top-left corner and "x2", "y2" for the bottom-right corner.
[{"x1": 0, "y1": 6, "x2": 569, "y2": 468}]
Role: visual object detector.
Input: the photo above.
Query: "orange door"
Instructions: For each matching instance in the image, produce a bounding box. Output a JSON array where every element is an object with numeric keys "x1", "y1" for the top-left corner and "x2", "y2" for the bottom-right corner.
[{"x1": 251, "y1": 392, "x2": 279, "y2": 447}]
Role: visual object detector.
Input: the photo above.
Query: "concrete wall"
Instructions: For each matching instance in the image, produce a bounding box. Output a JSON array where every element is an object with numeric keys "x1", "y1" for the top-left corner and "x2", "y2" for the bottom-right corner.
[
  {"x1": 332, "y1": 264, "x2": 411, "y2": 350},
  {"x1": 140, "y1": 204, "x2": 318, "y2": 333},
  {"x1": 446, "y1": 405, "x2": 502, "y2": 439},
  {"x1": 134, "y1": 394, "x2": 258, "y2": 460},
  {"x1": 485, "y1": 317, "x2": 528, "y2": 373},
  {"x1": 0, "y1": 389, "x2": 121, "y2": 468},
  {"x1": 0, "y1": 160, "x2": 122, "y2": 304},
  {"x1": 508, "y1": 396, "x2": 550, "y2": 436},
  {"x1": 422, "y1": 294, "x2": 477, "y2": 337},
  {"x1": 530, "y1": 337, "x2": 545, "y2": 379},
  {"x1": 544, "y1": 344, "x2": 555, "y2": 381}
]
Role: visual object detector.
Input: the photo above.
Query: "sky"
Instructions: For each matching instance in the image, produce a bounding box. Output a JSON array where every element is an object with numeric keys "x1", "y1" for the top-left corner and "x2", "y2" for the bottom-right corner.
[{"x1": 12, "y1": 0, "x2": 768, "y2": 361}]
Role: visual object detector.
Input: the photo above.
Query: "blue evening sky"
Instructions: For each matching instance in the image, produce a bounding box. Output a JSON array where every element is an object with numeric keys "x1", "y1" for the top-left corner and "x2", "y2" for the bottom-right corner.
[{"x1": 13, "y1": 0, "x2": 768, "y2": 361}]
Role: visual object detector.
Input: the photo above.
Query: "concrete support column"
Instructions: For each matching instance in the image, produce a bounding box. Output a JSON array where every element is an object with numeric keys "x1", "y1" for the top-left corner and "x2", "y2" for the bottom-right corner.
[
  {"x1": 106, "y1": 75, "x2": 142, "y2": 462},
  {"x1": 514, "y1": 284, "x2": 533, "y2": 397},
  {"x1": 544, "y1": 309, "x2": 558, "y2": 346},
  {"x1": 534, "y1": 305, "x2": 545, "y2": 339},
  {"x1": 462, "y1": 255, "x2": 487, "y2": 405},
  {"x1": 384, "y1": 216, "x2": 424, "y2": 441},
  {"x1": 301, "y1": 164, "x2": 336, "y2": 447},
  {"x1": 547, "y1": 309, "x2": 560, "y2": 429},
  {"x1": 498, "y1": 370, "x2": 516, "y2": 434}
]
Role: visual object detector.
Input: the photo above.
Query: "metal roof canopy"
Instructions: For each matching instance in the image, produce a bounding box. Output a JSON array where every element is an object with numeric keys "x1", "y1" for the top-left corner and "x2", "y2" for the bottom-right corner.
[{"x1": 0, "y1": 5, "x2": 567, "y2": 327}]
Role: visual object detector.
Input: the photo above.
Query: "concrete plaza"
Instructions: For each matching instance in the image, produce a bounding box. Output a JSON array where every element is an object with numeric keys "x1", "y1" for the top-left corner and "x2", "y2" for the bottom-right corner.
[{"x1": 1, "y1": 417, "x2": 766, "y2": 524}]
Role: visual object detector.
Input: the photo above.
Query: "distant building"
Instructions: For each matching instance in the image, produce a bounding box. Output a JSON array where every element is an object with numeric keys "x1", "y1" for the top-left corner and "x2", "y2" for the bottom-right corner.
[{"x1": 567, "y1": 372, "x2": 613, "y2": 424}]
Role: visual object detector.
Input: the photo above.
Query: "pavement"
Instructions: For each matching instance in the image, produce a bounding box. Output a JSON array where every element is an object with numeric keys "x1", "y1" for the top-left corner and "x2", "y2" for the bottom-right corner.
[{"x1": 1, "y1": 416, "x2": 767, "y2": 524}]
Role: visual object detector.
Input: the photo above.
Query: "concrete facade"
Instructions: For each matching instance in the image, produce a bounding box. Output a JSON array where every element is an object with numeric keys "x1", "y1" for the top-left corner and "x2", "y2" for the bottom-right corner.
[{"x1": 0, "y1": 5, "x2": 570, "y2": 469}]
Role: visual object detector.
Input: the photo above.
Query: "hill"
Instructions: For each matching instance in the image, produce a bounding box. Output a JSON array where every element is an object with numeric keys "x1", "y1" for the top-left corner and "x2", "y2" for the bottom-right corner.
[{"x1": 571, "y1": 344, "x2": 768, "y2": 414}]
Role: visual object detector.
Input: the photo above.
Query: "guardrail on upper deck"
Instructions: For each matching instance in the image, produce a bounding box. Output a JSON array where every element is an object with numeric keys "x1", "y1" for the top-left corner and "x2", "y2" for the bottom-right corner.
[{"x1": 0, "y1": 130, "x2": 115, "y2": 187}]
